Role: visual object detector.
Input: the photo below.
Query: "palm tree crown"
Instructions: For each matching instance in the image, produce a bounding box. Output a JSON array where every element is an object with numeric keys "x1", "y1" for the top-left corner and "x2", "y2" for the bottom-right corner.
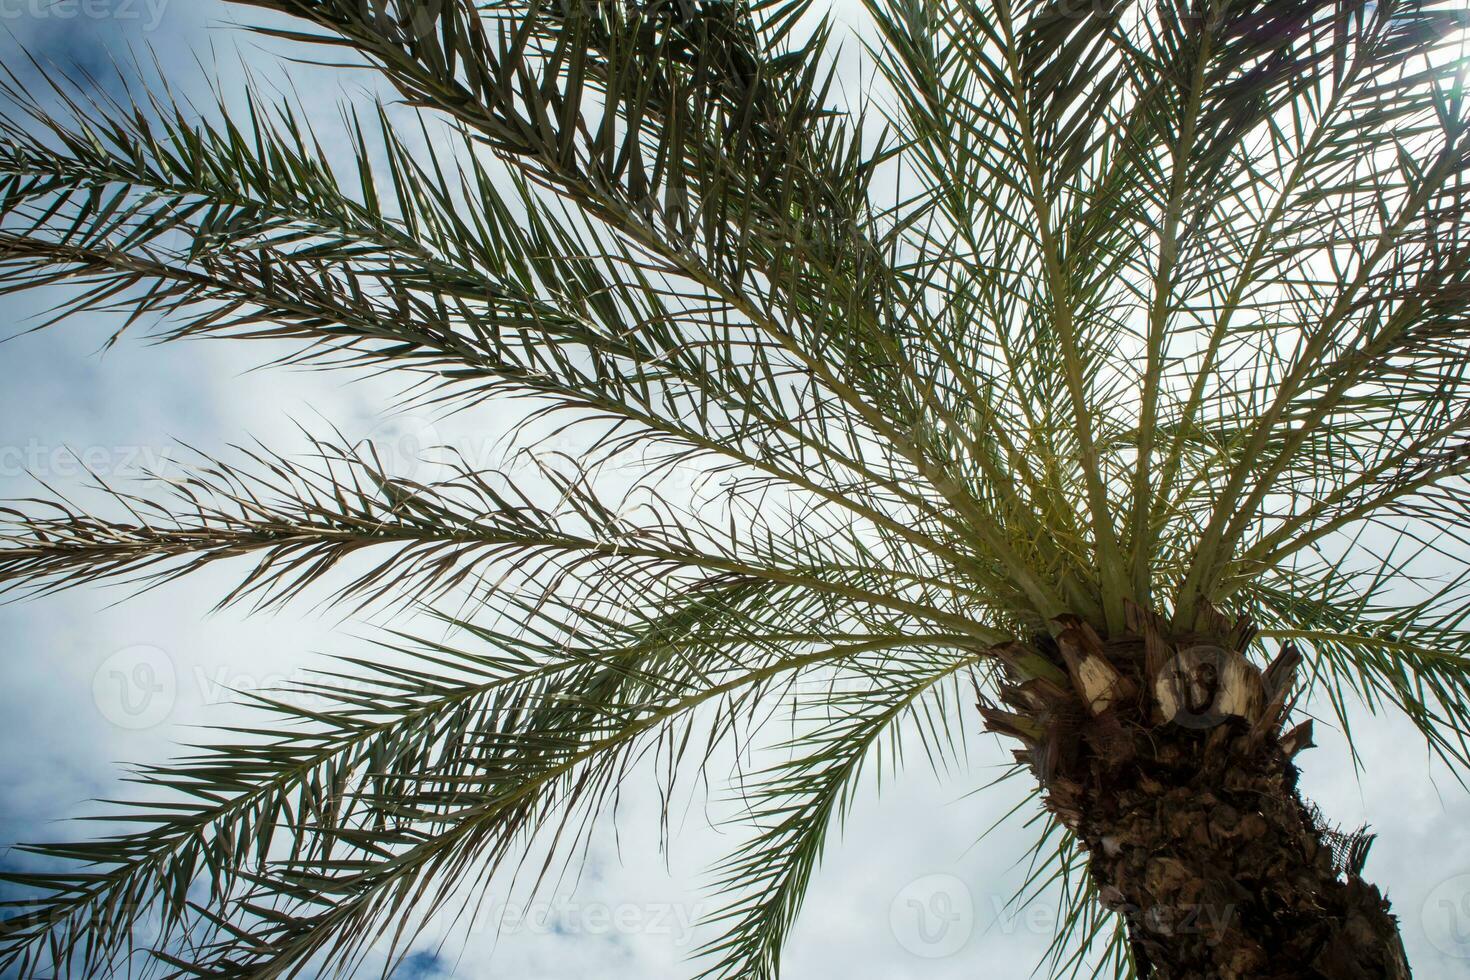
[{"x1": 1, "y1": 0, "x2": 1469, "y2": 976}]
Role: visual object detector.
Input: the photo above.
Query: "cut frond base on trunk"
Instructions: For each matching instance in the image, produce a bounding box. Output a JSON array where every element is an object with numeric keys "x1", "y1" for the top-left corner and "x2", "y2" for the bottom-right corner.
[{"x1": 984, "y1": 602, "x2": 1412, "y2": 979}]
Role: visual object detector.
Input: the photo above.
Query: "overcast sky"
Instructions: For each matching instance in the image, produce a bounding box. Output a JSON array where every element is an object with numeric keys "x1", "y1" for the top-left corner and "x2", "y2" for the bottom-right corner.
[{"x1": 2, "y1": 2, "x2": 1470, "y2": 978}]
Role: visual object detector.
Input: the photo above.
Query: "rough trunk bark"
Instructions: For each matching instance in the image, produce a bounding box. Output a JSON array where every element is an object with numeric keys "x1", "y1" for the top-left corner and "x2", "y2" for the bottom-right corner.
[{"x1": 980, "y1": 601, "x2": 1411, "y2": 979}]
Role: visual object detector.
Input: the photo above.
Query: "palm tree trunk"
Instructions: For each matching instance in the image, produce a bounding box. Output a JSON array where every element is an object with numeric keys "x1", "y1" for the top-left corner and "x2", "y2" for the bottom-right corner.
[{"x1": 981, "y1": 602, "x2": 1412, "y2": 979}]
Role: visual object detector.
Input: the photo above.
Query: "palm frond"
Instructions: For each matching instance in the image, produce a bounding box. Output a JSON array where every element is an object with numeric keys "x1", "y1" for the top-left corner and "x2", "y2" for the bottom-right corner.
[{"x1": 3, "y1": 0, "x2": 1470, "y2": 975}]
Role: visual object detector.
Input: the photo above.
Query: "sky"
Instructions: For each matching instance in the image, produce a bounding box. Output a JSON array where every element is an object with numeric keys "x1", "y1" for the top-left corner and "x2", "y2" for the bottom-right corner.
[{"x1": 1, "y1": 2, "x2": 1470, "y2": 978}]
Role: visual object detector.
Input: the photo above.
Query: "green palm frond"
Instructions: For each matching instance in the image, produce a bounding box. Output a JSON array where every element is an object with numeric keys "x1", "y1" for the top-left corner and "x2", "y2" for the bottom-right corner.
[
  {"x1": 696, "y1": 646, "x2": 982, "y2": 978},
  {"x1": 2, "y1": 0, "x2": 1470, "y2": 975}
]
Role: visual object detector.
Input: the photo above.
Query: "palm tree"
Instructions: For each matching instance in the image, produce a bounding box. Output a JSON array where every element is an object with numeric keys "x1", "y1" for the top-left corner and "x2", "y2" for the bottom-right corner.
[{"x1": 1, "y1": 0, "x2": 1468, "y2": 975}]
